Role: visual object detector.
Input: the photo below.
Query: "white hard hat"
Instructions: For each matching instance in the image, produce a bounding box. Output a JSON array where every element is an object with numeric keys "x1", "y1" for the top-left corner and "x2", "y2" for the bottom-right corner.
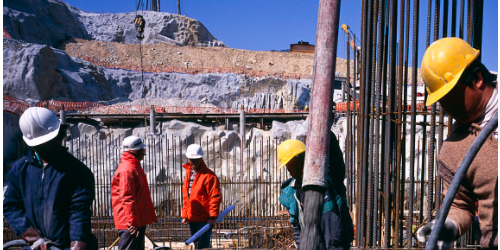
[
  {"x1": 19, "y1": 107, "x2": 62, "y2": 147},
  {"x1": 186, "y1": 144, "x2": 204, "y2": 159},
  {"x1": 122, "y1": 136, "x2": 146, "y2": 152}
]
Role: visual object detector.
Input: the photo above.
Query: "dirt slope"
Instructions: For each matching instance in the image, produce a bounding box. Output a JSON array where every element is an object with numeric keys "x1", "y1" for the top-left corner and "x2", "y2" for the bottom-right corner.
[{"x1": 62, "y1": 39, "x2": 355, "y2": 78}]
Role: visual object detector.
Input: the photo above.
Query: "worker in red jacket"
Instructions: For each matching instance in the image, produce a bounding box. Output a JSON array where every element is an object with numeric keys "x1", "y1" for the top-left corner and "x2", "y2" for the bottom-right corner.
[
  {"x1": 181, "y1": 143, "x2": 222, "y2": 249},
  {"x1": 111, "y1": 136, "x2": 157, "y2": 250}
]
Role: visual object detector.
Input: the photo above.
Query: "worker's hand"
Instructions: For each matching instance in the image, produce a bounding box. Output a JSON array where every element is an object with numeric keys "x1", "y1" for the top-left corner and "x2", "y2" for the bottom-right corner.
[
  {"x1": 181, "y1": 218, "x2": 188, "y2": 225},
  {"x1": 207, "y1": 218, "x2": 216, "y2": 227},
  {"x1": 416, "y1": 219, "x2": 459, "y2": 249},
  {"x1": 70, "y1": 240, "x2": 87, "y2": 250},
  {"x1": 128, "y1": 225, "x2": 139, "y2": 237},
  {"x1": 21, "y1": 227, "x2": 42, "y2": 245}
]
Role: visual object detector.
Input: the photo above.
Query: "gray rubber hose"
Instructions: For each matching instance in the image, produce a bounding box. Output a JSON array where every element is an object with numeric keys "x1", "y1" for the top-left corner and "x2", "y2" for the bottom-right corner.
[{"x1": 426, "y1": 113, "x2": 498, "y2": 250}]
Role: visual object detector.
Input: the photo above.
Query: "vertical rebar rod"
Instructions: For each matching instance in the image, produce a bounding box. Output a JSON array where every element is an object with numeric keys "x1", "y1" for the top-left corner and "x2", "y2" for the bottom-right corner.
[
  {"x1": 360, "y1": 0, "x2": 374, "y2": 245},
  {"x1": 472, "y1": 0, "x2": 483, "y2": 58},
  {"x1": 346, "y1": 37, "x2": 352, "y2": 207},
  {"x1": 357, "y1": 0, "x2": 367, "y2": 245},
  {"x1": 459, "y1": 0, "x2": 465, "y2": 39},
  {"x1": 382, "y1": 0, "x2": 397, "y2": 246},
  {"x1": 427, "y1": 0, "x2": 440, "y2": 223},
  {"x1": 371, "y1": 0, "x2": 386, "y2": 246},
  {"x1": 467, "y1": 0, "x2": 473, "y2": 44},
  {"x1": 443, "y1": 0, "x2": 449, "y2": 38},
  {"x1": 395, "y1": 0, "x2": 406, "y2": 245},
  {"x1": 451, "y1": 0, "x2": 457, "y2": 37},
  {"x1": 366, "y1": 0, "x2": 379, "y2": 244}
]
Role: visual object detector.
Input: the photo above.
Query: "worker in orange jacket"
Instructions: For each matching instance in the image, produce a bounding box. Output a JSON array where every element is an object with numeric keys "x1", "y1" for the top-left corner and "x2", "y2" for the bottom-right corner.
[
  {"x1": 181, "y1": 143, "x2": 222, "y2": 249},
  {"x1": 111, "y1": 136, "x2": 157, "y2": 250}
]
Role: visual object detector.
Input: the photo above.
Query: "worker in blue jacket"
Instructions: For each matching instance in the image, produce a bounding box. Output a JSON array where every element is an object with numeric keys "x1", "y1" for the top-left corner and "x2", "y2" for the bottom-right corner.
[
  {"x1": 277, "y1": 133, "x2": 353, "y2": 250},
  {"x1": 4, "y1": 107, "x2": 98, "y2": 250}
]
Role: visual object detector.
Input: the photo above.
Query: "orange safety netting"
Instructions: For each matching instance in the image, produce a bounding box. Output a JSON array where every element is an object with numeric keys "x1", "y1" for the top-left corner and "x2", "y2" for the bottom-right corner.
[
  {"x1": 3, "y1": 28, "x2": 12, "y2": 38},
  {"x1": 4, "y1": 94, "x2": 430, "y2": 116},
  {"x1": 3, "y1": 94, "x2": 29, "y2": 115},
  {"x1": 335, "y1": 100, "x2": 426, "y2": 112},
  {"x1": 4, "y1": 94, "x2": 431, "y2": 116}
]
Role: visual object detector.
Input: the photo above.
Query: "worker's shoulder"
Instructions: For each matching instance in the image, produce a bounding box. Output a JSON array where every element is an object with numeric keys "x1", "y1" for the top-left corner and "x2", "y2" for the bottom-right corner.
[
  {"x1": 115, "y1": 161, "x2": 141, "y2": 175},
  {"x1": 203, "y1": 167, "x2": 218, "y2": 177},
  {"x1": 8, "y1": 155, "x2": 31, "y2": 174},
  {"x1": 61, "y1": 150, "x2": 94, "y2": 177}
]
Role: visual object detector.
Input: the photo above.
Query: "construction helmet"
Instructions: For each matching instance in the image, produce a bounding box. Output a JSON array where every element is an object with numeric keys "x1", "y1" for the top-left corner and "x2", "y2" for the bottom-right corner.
[
  {"x1": 421, "y1": 37, "x2": 480, "y2": 106},
  {"x1": 19, "y1": 107, "x2": 62, "y2": 147},
  {"x1": 186, "y1": 144, "x2": 204, "y2": 159},
  {"x1": 122, "y1": 136, "x2": 146, "y2": 152},
  {"x1": 277, "y1": 139, "x2": 306, "y2": 171}
]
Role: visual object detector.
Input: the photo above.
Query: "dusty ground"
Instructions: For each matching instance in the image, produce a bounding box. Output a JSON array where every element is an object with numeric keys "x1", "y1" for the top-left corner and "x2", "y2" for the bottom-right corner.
[
  {"x1": 62, "y1": 39, "x2": 421, "y2": 83},
  {"x1": 62, "y1": 39, "x2": 355, "y2": 78}
]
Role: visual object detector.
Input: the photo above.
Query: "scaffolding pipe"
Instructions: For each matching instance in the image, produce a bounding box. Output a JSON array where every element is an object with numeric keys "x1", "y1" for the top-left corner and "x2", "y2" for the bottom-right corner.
[
  {"x1": 300, "y1": 0, "x2": 341, "y2": 249},
  {"x1": 240, "y1": 105, "x2": 246, "y2": 150},
  {"x1": 150, "y1": 105, "x2": 156, "y2": 134}
]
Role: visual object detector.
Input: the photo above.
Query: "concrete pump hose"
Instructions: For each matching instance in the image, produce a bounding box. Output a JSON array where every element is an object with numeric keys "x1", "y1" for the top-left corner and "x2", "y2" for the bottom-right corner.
[{"x1": 426, "y1": 112, "x2": 498, "y2": 250}]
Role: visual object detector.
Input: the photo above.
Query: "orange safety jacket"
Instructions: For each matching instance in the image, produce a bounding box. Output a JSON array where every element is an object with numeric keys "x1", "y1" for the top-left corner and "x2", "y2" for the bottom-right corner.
[
  {"x1": 111, "y1": 151, "x2": 157, "y2": 229},
  {"x1": 181, "y1": 161, "x2": 222, "y2": 222}
]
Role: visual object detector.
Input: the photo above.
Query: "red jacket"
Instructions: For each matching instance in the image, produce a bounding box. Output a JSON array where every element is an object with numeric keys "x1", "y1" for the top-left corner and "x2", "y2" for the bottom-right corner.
[
  {"x1": 111, "y1": 151, "x2": 157, "y2": 229},
  {"x1": 182, "y1": 161, "x2": 222, "y2": 222}
]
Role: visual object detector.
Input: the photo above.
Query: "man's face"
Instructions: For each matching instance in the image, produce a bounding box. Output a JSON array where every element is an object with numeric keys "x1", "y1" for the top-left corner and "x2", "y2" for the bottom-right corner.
[
  {"x1": 136, "y1": 148, "x2": 146, "y2": 161},
  {"x1": 438, "y1": 78, "x2": 488, "y2": 124},
  {"x1": 33, "y1": 137, "x2": 62, "y2": 163},
  {"x1": 188, "y1": 158, "x2": 202, "y2": 171},
  {"x1": 285, "y1": 155, "x2": 304, "y2": 180}
]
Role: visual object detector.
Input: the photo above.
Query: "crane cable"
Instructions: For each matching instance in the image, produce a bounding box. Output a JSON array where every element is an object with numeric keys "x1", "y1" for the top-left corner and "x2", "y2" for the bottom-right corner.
[{"x1": 134, "y1": 0, "x2": 147, "y2": 100}]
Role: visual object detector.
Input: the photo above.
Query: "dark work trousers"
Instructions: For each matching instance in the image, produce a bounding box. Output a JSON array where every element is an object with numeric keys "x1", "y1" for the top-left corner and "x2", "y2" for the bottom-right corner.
[
  {"x1": 118, "y1": 226, "x2": 146, "y2": 250},
  {"x1": 188, "y1": 222, "x2": 212, "y2": 249}
]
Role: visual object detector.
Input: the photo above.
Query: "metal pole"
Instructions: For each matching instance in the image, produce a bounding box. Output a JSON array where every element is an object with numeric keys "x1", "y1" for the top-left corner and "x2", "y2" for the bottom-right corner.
[
  {"x1": 240, "y1": 105, "x2": 246, "y2": 150},
  {"x1": 150, "y1": 105, "x2": 156, "y2": 134},
  {"x1": 300, "y1": 1, "x2": 341, "y2": 249},
  {"x1": 373, "y1": 0, "x2": 386, "y2": 245},
  {"x1": 60, "y1": 108, "x2": 67, "y2": 146}
]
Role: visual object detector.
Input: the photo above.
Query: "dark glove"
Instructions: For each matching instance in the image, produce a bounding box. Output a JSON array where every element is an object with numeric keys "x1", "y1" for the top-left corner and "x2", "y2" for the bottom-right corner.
[
  {"x1": 416, "y1": 219, "x2": 459, "y2": 249},
  {"x1": 21, "y1": 227, "x2": 42, "y2": 245},
  {"x1": 70, "y1": 241, "x2": 87, "y2": 250}
]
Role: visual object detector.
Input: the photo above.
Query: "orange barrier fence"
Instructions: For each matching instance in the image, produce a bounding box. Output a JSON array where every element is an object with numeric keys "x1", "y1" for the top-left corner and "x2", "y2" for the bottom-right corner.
[
  {"x1": 38, "y1": 100, "x2": 105, "y2": 111},
  {"x1": 335, "y1": 100, "x2": 426, "y2": 112},
  {"x1": 3, "y1": 28, "x2": 12, "y2": 38},
  {"x1": 3, "y1": 95, "x2": 29, "y2": 115},
  {"x1": 3, "y1": 95, "x2": 308, "y2": 115},
  {"x1": 4, "y1": 95, "x2": 428, "y2": 116},
  {"x1": 84, "y1": 57, "x2": 310, "y2": 80}
]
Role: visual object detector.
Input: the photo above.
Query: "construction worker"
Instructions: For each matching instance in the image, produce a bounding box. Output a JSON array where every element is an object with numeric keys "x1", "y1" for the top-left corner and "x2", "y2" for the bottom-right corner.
[
  {"x1": 111, "y1": 136, "x2": 157, "y2": 250},
  {"x1": 277, "y1": 132, "x2": 354, "y2": 250},
  {"x1": 181, "y1": 144, "x2": 222, "y2": 249},
  {"x1": 4, "y1": 107, "x2": 98, "y2": 250},
  {"x1": 416, "y1": 37, "x2": 497, "y2": 249}
]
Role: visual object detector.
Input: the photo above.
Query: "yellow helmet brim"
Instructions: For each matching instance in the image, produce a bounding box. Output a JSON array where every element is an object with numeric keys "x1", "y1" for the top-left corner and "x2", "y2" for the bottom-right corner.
[{"x1": 424, "y1": 43, "x2": 480, "y2": 106}]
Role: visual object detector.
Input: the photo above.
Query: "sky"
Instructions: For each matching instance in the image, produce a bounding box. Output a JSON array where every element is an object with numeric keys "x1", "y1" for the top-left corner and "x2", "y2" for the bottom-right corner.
[{"x1": 64, "y1": 0, "x2": 498, "y2": 71}]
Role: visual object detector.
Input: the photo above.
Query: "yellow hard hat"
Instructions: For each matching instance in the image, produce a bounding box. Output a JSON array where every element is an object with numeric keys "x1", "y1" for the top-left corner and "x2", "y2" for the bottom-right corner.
[
  {"x1": 277, "y1": 139, "x2": 306, "y2": 171},
  {"x1": 421, "y1": 37, "x2": 479, "y2": 106}
]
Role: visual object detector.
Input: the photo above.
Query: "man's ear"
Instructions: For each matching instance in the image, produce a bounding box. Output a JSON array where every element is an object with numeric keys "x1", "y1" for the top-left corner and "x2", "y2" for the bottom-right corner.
[{"x1": 473, "y1": 70, "x2": 484, "y2": 89}]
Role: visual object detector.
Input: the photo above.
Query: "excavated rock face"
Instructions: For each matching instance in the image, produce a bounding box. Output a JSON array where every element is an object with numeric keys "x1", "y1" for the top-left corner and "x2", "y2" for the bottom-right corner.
[
  {"x1": 3, "y1": 0, "x2": 89, "y2": 47},
  {"x1": 4, "y1": 39, "x2": 312, "y2": 108},
  {"x1": 3, "y1": 39, "x2": 65, "y2": 102},
  {"x1": 76, "y1": 11, "x2": 225, "y2": 47},
  {"x1": 3, "y1": 0, "x2": 224, "y2": 47}
]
